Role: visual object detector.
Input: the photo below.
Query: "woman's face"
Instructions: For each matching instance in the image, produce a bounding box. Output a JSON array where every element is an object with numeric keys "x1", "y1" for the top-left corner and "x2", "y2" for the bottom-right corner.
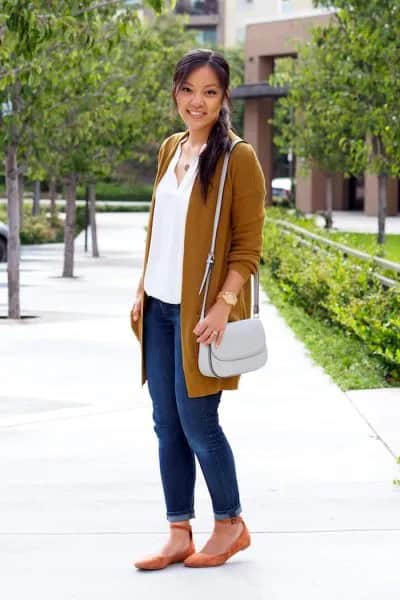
[{"x1": 175, "y1": 64, "x2": 225, "y2": 134}]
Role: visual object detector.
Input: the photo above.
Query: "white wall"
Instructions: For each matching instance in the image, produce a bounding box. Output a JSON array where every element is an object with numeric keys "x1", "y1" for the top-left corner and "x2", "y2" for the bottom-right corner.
[{"x1": 224, "y1": 0, "x2": 333, "y2": 47}]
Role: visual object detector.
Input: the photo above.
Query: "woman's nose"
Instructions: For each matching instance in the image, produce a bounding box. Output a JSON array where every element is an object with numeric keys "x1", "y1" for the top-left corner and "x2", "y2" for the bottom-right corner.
[{"x1": 189, "y1": 95, "x2": 204, "y2": 107}]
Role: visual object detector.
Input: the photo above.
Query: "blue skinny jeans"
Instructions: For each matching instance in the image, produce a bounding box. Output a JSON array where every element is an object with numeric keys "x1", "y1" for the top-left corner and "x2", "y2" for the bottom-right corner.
[{"x1": 143, "y1": 295, "x2": 242, "y2": 522}]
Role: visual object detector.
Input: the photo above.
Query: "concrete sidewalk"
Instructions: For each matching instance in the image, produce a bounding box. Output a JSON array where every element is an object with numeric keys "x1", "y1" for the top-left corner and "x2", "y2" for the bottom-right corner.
[
  {"x1": 0, "y1": 213, "x2": 399, "y2": 599},
  {"x1": 313, "y1": 210, "x2": 400, "y2": 234}
]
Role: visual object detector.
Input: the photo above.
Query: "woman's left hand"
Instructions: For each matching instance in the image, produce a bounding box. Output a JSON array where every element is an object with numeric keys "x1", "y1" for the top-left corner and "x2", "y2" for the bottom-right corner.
[{"x1": 193, "y1": 301, "x2": 231, "y2": 348}]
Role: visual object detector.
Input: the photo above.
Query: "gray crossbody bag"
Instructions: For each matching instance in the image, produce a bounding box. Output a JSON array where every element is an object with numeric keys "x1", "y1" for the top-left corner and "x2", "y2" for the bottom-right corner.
[{"x1": 198, "y1": 139, "x2": 268, "y2": 378}]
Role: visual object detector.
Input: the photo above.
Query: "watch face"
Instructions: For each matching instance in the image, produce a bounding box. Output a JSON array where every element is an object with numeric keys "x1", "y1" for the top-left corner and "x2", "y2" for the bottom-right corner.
[{"x1": 218, "y1": 292, "x2": 237, "y2": 305}]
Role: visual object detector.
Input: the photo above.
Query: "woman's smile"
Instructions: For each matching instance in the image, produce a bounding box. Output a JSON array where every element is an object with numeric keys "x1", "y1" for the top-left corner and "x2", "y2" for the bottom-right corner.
[{"x1": 187, "y1": 109, "x2": 207, "y2": 119}]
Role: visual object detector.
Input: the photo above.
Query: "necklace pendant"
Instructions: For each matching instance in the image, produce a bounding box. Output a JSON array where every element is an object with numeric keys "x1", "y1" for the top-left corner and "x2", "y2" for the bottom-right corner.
[{"x1": 184, "y1": 164, "x2": 190, "y2": 171}]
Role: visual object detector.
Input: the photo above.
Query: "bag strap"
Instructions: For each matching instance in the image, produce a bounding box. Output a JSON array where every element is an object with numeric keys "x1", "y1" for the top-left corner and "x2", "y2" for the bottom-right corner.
[{"x1": 198, "y1": 138, "x2": 260, "y2": 320}]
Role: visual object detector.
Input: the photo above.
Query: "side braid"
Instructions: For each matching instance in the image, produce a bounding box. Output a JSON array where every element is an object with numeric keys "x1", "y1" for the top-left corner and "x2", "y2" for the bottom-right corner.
[{"x1": 198, "y1": 104, "x2": 232, "y2": 202}]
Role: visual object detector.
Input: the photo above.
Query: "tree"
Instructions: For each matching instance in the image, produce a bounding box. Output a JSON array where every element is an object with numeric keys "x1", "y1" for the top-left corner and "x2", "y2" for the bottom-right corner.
[
  {"x1": 272, "y1": 26, "x2": 366, "y2": 229},
  {"x1": 311, "y1": 0, "x2": 400, "y2": 242},
  {"x1": 29, "y1": 9, "x2": 194, "y2": 275},
  {"x1": 0, "y1": 0, "x2": 167, "y2": 317}
]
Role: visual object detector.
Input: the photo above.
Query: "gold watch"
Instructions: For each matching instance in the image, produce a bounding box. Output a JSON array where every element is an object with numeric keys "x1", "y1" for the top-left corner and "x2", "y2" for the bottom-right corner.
[{"x1": 217, "y1": 291, "x2": 237, "y2": 307}]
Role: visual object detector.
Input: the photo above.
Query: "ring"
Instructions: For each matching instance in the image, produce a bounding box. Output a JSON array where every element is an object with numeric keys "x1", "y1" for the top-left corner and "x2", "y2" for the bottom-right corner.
[{"x1": 212, "y1": 330, "x2": 218, "y2": 336}]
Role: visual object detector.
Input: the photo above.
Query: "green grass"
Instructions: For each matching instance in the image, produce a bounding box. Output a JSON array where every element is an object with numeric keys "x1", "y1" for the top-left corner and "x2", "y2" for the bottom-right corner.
[
  {"x1": 266, "y1": 206, "x2": 400, "y2": 263},
  {"x1": 260, "y1": 266, "x2": 397, "y2": 390},
  {"x1": 324, "y1": 231, "x2": 400, "y2": 263}
]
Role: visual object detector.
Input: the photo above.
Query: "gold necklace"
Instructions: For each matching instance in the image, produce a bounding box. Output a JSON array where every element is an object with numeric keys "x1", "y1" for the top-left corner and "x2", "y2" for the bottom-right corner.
[
  {"x1": 182, "y1": 152, "x2": 194, "y2": 171},
  {"x1": 182, "y1": 141, "x2": 202, "y2": 171}
]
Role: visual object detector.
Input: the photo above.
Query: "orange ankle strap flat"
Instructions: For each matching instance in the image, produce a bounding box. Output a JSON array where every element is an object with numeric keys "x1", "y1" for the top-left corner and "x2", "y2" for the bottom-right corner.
[
  {"x1": 183, "y1": 515, "x2": 250, "y2": 568},
  {"x1": 133, "y1": 523, "x2": 195, "y2": 571},
  {"x1": 217, "y1": 516, "x2": 243, "y2": 525},
  {"x1": 170, "y1": 523, "x2": 193, "y2": 540}
]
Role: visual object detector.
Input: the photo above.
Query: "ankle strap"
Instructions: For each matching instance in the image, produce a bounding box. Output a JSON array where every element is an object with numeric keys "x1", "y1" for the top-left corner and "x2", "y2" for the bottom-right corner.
[
  {"x1": 170, "y1": 523, "x2": 193, "y2": 539},
  {"x1": 216, "y1": 516, "x2": 244, "y2": 525}
]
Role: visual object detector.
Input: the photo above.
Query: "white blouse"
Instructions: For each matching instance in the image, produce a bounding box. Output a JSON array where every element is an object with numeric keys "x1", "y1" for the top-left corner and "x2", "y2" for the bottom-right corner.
[{"x1": 143, "y1": 138, "x2": 206, "y2": 304}]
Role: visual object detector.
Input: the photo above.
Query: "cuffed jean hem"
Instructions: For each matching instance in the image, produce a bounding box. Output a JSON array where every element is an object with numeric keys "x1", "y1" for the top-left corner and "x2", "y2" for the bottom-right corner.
[
  {"x1": 167, "y1": 511, "x2": 195, "y2": 523},
  {"x1": 214, "y1": 504, "x2": 242, "y2": 521}
]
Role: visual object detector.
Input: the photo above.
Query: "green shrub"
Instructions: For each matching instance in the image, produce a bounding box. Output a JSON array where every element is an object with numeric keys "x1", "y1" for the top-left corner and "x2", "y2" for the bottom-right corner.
[
  {"x1": 263, "y1": 215, "x2": 400, "y2": 381},
  {"x1": 1, "y1": 205, "x2": 65, "y2": 244},
  {"x1": 76, "y1": 182, "x2": 152, "y2": 202},
  {"x1": 20, "y1": 209, "x2": 64, "y2": 244}
]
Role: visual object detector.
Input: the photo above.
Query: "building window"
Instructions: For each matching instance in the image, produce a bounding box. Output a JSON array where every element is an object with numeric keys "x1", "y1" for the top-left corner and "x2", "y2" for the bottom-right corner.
[
  {"x1": 236, "y1": 26, "x2": 245, "y2": 43},
  {"x1": 190, "y1": 26, "x2": 217, "y2": 45},
  {"x1": 280, "y1": 0, "x2": 293, "y2": 13},
  {"x1": 175, "y1": 0, "x2": 219, "y2": 15}
]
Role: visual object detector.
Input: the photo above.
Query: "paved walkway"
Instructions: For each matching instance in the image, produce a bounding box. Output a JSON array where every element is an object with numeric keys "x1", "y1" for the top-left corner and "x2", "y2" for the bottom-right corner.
[
  {"x1": 2, "y1": 199, "x2": 399, "y2": 232},
  {"x1": 0, "y1": 213, "x2": 399, "y2": 599},
  {"x1": 313, "y1": 210, "x2": 400, "y2": 234}
]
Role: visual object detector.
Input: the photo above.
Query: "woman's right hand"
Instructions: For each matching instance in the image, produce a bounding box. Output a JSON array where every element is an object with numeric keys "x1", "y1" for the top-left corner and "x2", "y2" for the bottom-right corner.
[{"x1": 132, "y1": 279, "x2": 144, "y2": 321}]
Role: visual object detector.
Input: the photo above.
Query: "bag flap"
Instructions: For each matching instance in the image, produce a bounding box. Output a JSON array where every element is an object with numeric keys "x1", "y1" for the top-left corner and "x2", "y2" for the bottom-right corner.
[{"x1": 210, "y1": 318, "x2": 266, "y2": 362}]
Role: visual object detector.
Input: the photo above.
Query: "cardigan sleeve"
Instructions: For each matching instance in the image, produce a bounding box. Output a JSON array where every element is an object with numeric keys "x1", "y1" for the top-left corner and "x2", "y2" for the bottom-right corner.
[{"x1": 226, "y1": 142, "x2": 266, "y2": 284}]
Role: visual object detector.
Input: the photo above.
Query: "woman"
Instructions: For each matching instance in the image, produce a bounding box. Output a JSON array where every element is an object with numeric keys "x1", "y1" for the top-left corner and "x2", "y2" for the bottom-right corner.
[{"x1": 130, "y1": 48, "x2": 266, "y2": 569}]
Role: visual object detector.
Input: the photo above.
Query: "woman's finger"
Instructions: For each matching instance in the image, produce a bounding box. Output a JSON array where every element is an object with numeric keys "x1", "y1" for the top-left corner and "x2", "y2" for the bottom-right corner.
[
  {"x1": 196, "y1": 330, "x2": 212, "y2": 343},
  {"x1": 197, "y1": 327, "x2": 219, "y2": 345},
  {"x1": 215, "y1": 330, "x2": 224, "y2": 348},
  {"x1": 194, "y1": 320, "x2": 209, "y2": 336}
]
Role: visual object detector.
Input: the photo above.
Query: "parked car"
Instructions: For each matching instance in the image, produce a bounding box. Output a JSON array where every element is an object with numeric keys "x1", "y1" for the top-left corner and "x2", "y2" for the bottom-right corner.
[
  {"x1": 272, "y1": 177, "x2": 293, "y2": 204},
  {"x1": 0, "y1": 222, "x2": 8, "y2": 262}
]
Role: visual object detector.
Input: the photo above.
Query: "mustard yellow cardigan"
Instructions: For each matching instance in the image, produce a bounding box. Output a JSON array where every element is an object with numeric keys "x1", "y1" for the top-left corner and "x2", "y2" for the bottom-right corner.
[{"x1": 131, "y1": 128, "x2": 266, "y2": 398}]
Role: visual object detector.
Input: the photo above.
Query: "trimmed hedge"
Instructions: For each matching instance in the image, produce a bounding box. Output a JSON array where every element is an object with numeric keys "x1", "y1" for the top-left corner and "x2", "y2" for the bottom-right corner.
[
  {"x1": 263, "y1": 216, "x2": 400, "y2": 381},
  {"x1": 76, "y1": 182, "x2": 152, "y2": 202}
]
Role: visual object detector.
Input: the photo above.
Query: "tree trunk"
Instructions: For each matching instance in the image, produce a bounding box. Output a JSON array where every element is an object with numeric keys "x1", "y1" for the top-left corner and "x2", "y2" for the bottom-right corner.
[
  {"x1": 32, "y1": 180, "x2": 40, "y2": 216},
  {"x1": 84, "y1": 185, "x2": 89, "y2": 252},
  {"x1": 325, "y1": 173, "x2": 333, "y2": 230},
  {"x1": 62, "y1": 174, "x2": 77, "y2": 278},
  {"x1": 18, "y1": 172, "x2": 24, "y2": 229},
  {"x1": 377, "y1": 172, "x2": 386, "y2": 245},
  {"x1": 371, "y1": 135, "x2": 386, "y2": 245},
  {"x1": 6, "y1": 143, "x2": 20, "y2": 319},
  {"x1": 88, "y1": 183, "x2": 99, "y2": 257},
  {"x1": 49, "y1": 179, "x2": 57, "y2": 222}
]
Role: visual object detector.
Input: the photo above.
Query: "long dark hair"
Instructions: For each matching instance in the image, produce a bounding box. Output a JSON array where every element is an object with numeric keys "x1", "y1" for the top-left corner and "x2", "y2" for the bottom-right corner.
[{"x1": 172, "y1": 48, "x2": 233, "y2": 203}]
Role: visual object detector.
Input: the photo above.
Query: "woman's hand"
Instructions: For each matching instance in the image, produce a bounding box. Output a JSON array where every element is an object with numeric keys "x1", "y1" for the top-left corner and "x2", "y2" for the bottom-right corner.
[
  {"x1": 193, "y1": 300, "x2": 231, "y2": 348},
  {"x1": 131, "y1": 279, "x2": 144, "y2": 321}
]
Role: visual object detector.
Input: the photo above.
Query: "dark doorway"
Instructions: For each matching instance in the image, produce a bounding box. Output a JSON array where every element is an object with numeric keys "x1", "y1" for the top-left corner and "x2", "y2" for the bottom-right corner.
[{"x1": 348, "y1": 175, "x2": 364, "y2": 211}]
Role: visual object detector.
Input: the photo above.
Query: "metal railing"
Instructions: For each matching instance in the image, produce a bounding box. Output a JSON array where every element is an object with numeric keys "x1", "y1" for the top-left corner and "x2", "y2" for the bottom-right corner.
[{"x1": 266, "y1": 217, "x2": 400, "y2": 289}]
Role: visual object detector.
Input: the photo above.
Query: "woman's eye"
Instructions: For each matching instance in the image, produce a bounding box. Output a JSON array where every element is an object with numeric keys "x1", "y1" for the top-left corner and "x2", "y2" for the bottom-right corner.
[{"x1": 180, "y1": 87, "x2": 217, "y2": 95}]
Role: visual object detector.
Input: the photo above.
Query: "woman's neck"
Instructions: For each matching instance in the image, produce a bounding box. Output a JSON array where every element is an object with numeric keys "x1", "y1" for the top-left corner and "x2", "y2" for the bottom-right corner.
[{"x1": 185, "y1": 126, "x2": 211, "y2": 150}]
